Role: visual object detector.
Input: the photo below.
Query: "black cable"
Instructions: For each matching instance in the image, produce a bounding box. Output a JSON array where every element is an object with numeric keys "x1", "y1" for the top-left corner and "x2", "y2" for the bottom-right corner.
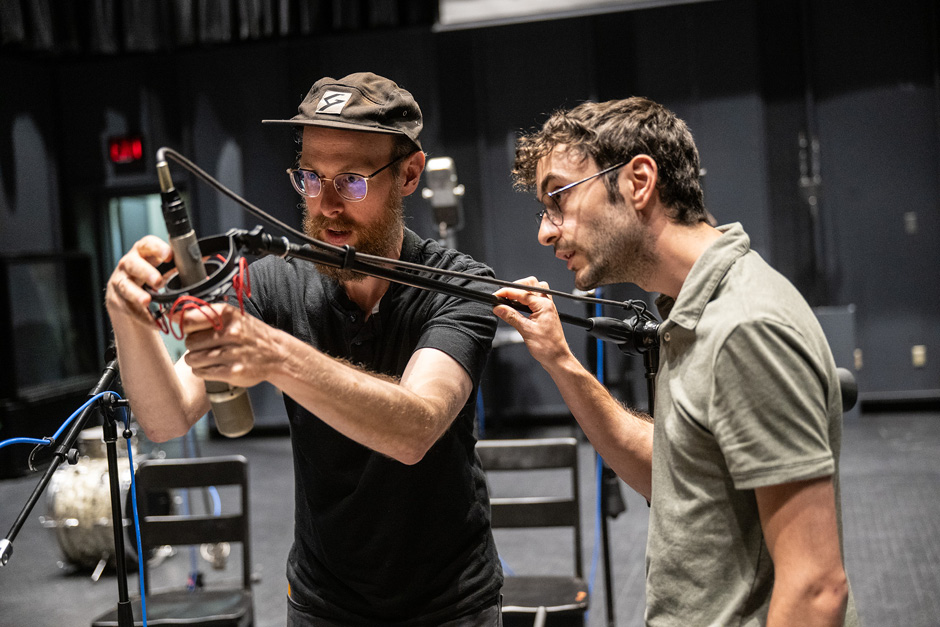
[
  {"x1": 354, "y1": 250, "x2": 654, "y2": 317},
  {"x1": 158, "y1": 147, "x2": 655, "y2": 318},
  {"x1": 159, "y1": 147, "x2": 311, "y2": 246}
]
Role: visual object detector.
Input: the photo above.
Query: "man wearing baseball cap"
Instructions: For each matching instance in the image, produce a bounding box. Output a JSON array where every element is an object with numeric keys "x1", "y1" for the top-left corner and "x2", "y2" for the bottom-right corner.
[{"x1": 106, "y1": 72, "x2": 503, "y2": 624}]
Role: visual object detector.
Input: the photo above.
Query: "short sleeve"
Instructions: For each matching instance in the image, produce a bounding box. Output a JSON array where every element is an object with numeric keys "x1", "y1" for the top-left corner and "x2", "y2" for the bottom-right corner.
[
  {"x1": 415, "y1": 263, "x2": 497, "y2": 386},
  {"x1": 710, "y1": 320, "x2": 834, "y2": 490}
]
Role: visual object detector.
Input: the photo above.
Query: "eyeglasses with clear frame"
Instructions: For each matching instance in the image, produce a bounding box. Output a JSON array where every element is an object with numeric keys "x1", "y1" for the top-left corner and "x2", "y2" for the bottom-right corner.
[
  {"x1": 537, "y1": 161, "x2": 627, "y2": 226},
  {"x1": 287, "y1": 153, "x2": 407, "y2": 202}
]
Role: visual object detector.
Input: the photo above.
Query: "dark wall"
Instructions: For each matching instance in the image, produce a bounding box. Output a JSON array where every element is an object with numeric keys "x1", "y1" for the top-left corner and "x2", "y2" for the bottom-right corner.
[
  {"x1": 808, "y1": 0, "x2": 940, "y2": 398},
  {"x1": 0, "y1": 56, "x2": 61, "y2": 253},
  {"x1": 1, "y1": 0, "x2": 938, "y2": 414}
]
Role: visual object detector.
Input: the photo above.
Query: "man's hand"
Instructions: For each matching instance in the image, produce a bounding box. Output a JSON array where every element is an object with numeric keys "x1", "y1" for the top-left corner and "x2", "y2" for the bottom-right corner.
[
  {"x1": 105, "y1": 236, "x2": 213, "y2": 442},
  {"x1": 495, "y1": 276, "x2": 655, "y2": 498},
  {"x1": 105, "y1": 235, "x2": 172, "y2": 328},
  {"x1": 493, "y1": 277, "x2": 572, "y2": 366},
  {"x1": 177, "y1": 303, "x2": 284, "y2": 390}
]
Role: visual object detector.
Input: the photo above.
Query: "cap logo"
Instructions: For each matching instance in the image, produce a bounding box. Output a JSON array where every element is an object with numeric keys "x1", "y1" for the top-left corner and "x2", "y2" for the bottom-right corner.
[{"x1": 316, "y1": 90, "x2": 353, "y2": 115}]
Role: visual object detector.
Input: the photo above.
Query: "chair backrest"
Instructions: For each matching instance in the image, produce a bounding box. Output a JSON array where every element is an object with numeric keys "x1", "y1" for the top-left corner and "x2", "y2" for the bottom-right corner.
[
  {"x1": 475, "y1": 437, "x2": 582, "y2": 578},
  {"x1": 135, "y1": 455, "x2": 250, "y2": 595}
]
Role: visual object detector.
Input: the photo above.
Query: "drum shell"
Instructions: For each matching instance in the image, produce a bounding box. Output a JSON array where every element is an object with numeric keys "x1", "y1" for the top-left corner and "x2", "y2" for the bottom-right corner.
[
  {"x1": 43, "y1": 426, "x2": 160, "y2": 570},
  {"x1": 45, "y1": 457, "x2": 140, "y2": 569}
]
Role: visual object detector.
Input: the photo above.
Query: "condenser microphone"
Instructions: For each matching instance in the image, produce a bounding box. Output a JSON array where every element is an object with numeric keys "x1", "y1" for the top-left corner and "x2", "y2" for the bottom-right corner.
[{"x1": 157, "y1": 158, "x2": 255, "y2": 437}]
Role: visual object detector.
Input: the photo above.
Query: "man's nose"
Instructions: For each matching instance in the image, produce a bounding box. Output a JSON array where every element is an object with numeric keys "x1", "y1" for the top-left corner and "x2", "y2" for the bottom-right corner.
[
  {"x1": 537, "y1": 216, "x2": 560, "y2": 247},
  {"x1": 313, "y1": 182, "x2": 345, "y2": 217}
]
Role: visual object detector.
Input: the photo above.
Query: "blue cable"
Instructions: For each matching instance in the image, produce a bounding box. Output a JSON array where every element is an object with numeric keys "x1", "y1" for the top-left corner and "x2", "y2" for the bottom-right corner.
[
  {"x1": 120, "y1": 401, "x2": 148, "y2": 627},
  {"x1": 183, "y1": 487, "x2": 199, "y2": 591},
  {"x1": 179, "y1": 432, "x2": 200, "y2": 591},
  {"x1": 476, "y1": 386, "x2": 486, "y2": 439},
  {"x1": 208, "y1": 486, "x2": 221, "y2": 516},
  {"x1": 53, "y1": 393, "x2": 112, "y2": 441},
  {"x1": 499, "y1": 555, "x2": 516, "y2": 577},
  {"x1": 590, "y1": 453, "x2": 603, "y2": 600},
  {"x1": 180, "y1": 433, "x2": 198, "y2": 591},
  {"x1": 0, "y1": 392, "x2": 115, "y2": 451},
  {"x1": 180, "y1": 429, "x2": 222, "y2": 593},
  {"x1": 0, "y1": 391, "x2": 149, "y2": 624},
  {"x1": 0, "y1": 437, "x2": 49, "y2": 450},
  {"x1": 587, "y1": 292, "x2": 606, "y2": 618}
]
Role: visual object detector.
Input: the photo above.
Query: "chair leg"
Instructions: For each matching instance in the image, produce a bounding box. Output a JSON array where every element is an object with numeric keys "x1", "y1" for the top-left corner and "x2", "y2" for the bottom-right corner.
[{"x1": 533, "y1": 606, "x2": 547, "y2": 627}]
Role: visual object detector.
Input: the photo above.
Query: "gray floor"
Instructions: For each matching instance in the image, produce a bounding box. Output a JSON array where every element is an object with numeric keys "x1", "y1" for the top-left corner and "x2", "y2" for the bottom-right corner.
[{"x1": 1, "y1": 410, "x2": 938, "y2": 626}]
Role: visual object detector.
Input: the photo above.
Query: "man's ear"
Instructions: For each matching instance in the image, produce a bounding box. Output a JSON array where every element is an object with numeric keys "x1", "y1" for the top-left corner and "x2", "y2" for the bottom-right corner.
[
  {"x1": 624, "y1": 154, "x2": 658, "y2": 210},
  {"x1": 399, "y1": 150, "x2": 426, "y2": 197}
]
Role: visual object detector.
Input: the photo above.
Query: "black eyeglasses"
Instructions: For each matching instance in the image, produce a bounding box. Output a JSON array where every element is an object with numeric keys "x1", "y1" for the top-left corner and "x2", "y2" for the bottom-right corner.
[
  {"x1": 537, "y1": 161, "x2": 627, "y2": 226},
  {"x1": 287, "y1": 154, "x2": 407, "y2": 202}
]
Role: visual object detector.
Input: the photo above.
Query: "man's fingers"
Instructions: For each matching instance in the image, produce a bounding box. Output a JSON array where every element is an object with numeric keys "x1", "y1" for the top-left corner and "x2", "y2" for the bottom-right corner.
[
  {"x1": 494, "y1": 277, "x2": 552, "y2": 301},
  {"x1": 121, "y1": 256, "x2": 166, "y2": 292},
  {"x1": 177, "y1": 303, "x2": 237, "y2": 336},
  {"x1": 494, "y1": 287, "x2": 531, "y2": 303},
  {"x1": 494, "y1": 277, "x2": 558, "y2": 329},
  {"x1": 136, "y1": 235, "x2": 173, "y2": 265},
  {"x1": 116, "y1": 274, "x2": 150, "y2": 308},
  {"x1": 493, "y1": 305, "x2": 524, "y2": 330}
]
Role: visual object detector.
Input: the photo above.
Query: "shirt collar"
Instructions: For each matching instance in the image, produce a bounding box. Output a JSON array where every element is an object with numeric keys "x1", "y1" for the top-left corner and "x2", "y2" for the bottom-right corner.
[
  {"x1": 370, "y1": 226, "x2": 420, "y2": 314},
  {"x1": 659, "y1": 222, "x2": 750, "y2": 330}
]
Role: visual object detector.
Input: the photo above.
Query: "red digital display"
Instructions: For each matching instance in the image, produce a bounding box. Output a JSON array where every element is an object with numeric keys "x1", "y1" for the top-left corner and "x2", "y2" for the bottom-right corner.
[{"x1": 108, "y1": 136, "x2": 144, "y2": 164}]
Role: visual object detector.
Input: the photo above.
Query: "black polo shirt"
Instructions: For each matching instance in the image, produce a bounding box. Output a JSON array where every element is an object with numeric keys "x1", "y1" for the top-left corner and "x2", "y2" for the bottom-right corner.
[{"x1": 242, "y1": 228, "x2": 502, "y2": 624}]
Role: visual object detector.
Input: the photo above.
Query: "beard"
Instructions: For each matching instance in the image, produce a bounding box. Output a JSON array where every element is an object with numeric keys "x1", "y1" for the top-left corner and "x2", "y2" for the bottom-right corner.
[
  {"x1": 302, "y1": 188, "x2": 405, "y2": 283},
  {"x1": 572, "y1": 198, "x2": 656, "y2": 291}
]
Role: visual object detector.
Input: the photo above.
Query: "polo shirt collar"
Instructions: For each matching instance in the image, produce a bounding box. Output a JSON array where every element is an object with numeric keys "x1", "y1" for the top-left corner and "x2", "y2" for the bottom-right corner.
[
  {"x1": 399, "y1": 226, "x2": 421, "y2": 263},
  {"x1": 661, "y1": 222, "x2": 750, "y2": 330},
  {"x1": 367, "y1": 227, "x2": 423, "y2": 313}
]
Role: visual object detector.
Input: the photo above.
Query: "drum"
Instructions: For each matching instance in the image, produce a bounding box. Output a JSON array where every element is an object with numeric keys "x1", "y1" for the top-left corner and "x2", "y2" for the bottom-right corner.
[
  {"x1": 73, "y1": 425, "x2": 128, "y2": 459},
  {"x1": 41, "y1": 426, "x2": 164, "y2": 570}
]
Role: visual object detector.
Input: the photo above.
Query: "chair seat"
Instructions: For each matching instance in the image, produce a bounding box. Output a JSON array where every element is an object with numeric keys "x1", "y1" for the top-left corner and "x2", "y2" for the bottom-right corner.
[
  {"x1": 501, "y1": 575, "x2": 589, "y2": 614},
  {"x1": 91, "y1": 588, "x2": 253, "y2": 626}
]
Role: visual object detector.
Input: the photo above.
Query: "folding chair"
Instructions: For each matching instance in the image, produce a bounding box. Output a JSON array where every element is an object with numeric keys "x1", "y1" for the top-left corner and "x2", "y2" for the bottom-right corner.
[
  {"x1": 476, "y1": 437, "x2": 588, "y2": 627},
  {"x1": 91, "y1": 455, "x2": 254, "y2": 626}
]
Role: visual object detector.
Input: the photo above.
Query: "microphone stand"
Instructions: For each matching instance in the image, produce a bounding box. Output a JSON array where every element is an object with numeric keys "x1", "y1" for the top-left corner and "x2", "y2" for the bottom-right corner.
[
  {"x1": 585, "y1": 311, "x2": 617, "y2": 627},
  {"x1": 99, "y1": 392, "x2": 135, "y2": 627},
  {"x1": 584, "y1": 296, "x2": 631, "y2": 627},
  {"x1": 1, "y1": 349, "x2": 137, "y2": 627},
  {"x1": 580, "y1": 290, "x2": 661, "y2": 627}
]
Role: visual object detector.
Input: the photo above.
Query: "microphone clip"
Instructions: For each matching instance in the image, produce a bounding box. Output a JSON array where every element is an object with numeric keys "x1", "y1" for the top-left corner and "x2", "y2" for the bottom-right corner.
[{"x1": 147, "y1": 232, "x2": 243, "y2": 307}]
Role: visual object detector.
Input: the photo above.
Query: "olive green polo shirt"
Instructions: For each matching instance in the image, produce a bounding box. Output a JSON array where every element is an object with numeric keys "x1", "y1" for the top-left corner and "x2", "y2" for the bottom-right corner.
[{"x1": 645, "y1": 223, "x2": 857, "y2": 626}]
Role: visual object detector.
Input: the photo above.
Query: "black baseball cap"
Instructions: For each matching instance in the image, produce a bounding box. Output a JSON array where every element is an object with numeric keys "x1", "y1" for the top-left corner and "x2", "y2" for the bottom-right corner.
[{"x1": 262, "y1": 72, "x2": 423, "y2": 150}]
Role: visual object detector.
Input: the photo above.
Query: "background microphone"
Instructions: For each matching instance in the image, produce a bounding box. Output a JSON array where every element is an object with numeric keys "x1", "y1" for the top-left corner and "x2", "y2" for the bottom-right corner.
[{"x1": 157, "y1": 158, "x2": 255, "y2": 437}]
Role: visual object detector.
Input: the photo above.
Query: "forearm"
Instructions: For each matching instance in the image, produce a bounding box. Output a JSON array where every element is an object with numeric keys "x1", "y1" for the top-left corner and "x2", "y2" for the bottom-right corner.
[
  {"x1": 110, "y1": 314, "x2": 207, "y2": 442},
  {"x1": 491, "y1": 283, "x2": 654, "y2": 497},
  {"x1": 266, "y1": 331, "x2": 464, "y2": 465},
  {"x1": 104, "y1": 234, "x2": 208, "y2": 442},
  {"x1": 543, "y1": 350, "x2": 654, "y2": 500},
  {"x1": 758, "y1": 477, "x2": 849, "y2": 627}
]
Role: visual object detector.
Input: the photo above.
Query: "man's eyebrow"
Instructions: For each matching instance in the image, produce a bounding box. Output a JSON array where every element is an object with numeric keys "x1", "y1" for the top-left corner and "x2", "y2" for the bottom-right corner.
[
  {"x1": 299, "y1": 158, "x2": 370, "y2": 174},
  {"x1": 538, "y1": 172, "x2": 560, "y2": 197}
]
